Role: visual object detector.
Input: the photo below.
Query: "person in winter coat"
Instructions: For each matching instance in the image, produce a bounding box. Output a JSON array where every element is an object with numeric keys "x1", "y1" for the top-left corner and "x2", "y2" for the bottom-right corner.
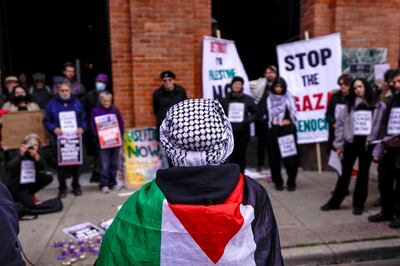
[
  {"x1": 325, "y1": 74, "x2": 353, "y2": 153},
  {"x1": 44, "y1": 81, "x2": 87, "y2": 198},
  {"x1": 0, "y1": 181, "x2": 25, "y2": 265},
  {"x1": 52, "y1": 62, "x2": 85, "y2": 99},
  {"x1": 152, "y1": 71, "x2": 187, "y2": 140},
  {"x1": 368, "y1": 68, "x2": 400, "y2": 228},
  {"x1": 96, "y1": 99, "x2": 283, "y2": 266},
  {"x1": 2, "y1": 86, "x2": 40, "y2": 112},
  {"x1": 90, "y1": 91, "x2": 124, "y2": 193},
  {"x1": 265, "y1": 78, "x2": 299, "y2": 191},
  {"x1": 83, "y1": 73, "x2": 110, "y2": 183},
  {"x1": 321, "y1": 78, "x2": 386, "y2": 215},
  {"x1": 3, "y1": 133, "x2": 53, "y2": 208},
  {"x1": 250, "y1": 65, "x2": 286, "y2": 172},
  {"x1": 220, "y1": 76, "x2": 257, "y2": 173},
  {"x1": 28, "y1": 73, "x2": 52, "y2": 109}
]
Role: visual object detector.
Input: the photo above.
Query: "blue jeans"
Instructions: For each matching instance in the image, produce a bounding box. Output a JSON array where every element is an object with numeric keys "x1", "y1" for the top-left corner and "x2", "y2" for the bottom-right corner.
[{"x1": 99, "y1": 147, "x2": 120, "y2": 188}]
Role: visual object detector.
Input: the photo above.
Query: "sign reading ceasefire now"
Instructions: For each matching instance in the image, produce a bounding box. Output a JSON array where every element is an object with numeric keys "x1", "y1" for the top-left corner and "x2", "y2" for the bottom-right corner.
[{"x1": 277, "y1": 33, "x2": 342, "y2": 144}]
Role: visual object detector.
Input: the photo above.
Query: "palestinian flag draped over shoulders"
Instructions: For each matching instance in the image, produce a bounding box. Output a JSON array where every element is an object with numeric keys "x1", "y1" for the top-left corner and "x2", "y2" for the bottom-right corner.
[{"x1": 97, "y1": 164, "x2": 283, "y2": 265}]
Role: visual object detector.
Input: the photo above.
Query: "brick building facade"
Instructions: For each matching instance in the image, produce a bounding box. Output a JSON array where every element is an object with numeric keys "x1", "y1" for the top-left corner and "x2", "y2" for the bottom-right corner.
[{"x1": 109, "y1": 0, "x2": 400, "y2": 128}]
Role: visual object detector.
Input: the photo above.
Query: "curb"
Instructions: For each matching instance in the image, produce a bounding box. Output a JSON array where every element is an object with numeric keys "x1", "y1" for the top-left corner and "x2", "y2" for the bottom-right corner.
[{"x1": 282, "y1": 238, "x2": 400, "y2": 265}]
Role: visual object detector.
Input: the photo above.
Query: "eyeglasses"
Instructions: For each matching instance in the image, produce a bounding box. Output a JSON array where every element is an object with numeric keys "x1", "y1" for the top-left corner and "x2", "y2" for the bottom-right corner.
[{"x1": 163, "y1": 78, "x2": 173, "y2": 83}]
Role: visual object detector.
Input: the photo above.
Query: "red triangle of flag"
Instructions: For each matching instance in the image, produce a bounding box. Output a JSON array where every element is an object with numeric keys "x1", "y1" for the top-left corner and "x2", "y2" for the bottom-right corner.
[{"x1": 168, "y1": 175, "x2": 244, "y2": 264}]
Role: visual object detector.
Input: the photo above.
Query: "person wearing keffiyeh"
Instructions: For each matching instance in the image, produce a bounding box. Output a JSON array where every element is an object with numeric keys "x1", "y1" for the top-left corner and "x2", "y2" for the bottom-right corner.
[
  {"x1": 96, "y1": 99, "x2": 283, "y2": 266},
  {"x1": 265, "y1": 78, "x2": 299, "y2": 192}
]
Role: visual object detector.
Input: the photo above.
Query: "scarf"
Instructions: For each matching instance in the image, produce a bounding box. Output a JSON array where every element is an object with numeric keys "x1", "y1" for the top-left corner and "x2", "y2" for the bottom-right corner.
[
  {"x1": 160, "y1": 99, "x2": 234, "y2": 167},
  {"x1": 267, "y1": 93, "x2": 288, "y2": 127}
]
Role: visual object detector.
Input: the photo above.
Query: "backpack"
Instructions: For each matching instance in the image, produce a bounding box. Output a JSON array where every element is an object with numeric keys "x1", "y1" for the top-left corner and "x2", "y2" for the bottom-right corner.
[{"x1": 16, "y1": 197, "x2": 63, "y2": 220}]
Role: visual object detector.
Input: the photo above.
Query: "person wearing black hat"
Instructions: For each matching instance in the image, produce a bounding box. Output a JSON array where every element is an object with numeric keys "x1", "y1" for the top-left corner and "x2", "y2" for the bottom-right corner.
[
  {"x1": 152, "y1": 70, "x2": 187, "y2": 140},
  {"x1": 219, "y1": 76, "x2": 257, "y2": 173},
  {"x1": 28, "y1": 73, "x2": 53, "y2": 109}
]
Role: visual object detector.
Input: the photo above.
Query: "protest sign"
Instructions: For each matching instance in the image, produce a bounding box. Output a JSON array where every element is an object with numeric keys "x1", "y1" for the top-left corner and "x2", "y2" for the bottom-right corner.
[
  {"x1": 63, "y1": 222, "x2": 104, "y2": 241},
  {"x1": 388, "y1": 108, "x2": 400, "y2": 135},
  {"x1": 353, "y1": 110, "x2": 372, "y2": 136},
  {"x1": 59, "y1": 111, "x2": 78, "y2": 133},
  {"x1": 123, "y1": 127, "x2": 165, "y2": 188},
  {"x1": 57, "y1": 136, "x2": 83, "y2": 166},
  {"x1": 1, "y1": 111, "x2": 47, "y2": 150},
  {"x1": 202, "y1": 36, "x2": 250, "y2": 99},
  {"x1": 277, "y1": 33, "x2": 342, "y2": 144},
  {"x1": 277, "y1": 134, "x2": 298, "y2": 158},
  {"x1": 95, "y1": 114, "x2": 122, "y2": 149},
  {"x1": 20, "y1": 160, "x2": 36, "y2": 184}
]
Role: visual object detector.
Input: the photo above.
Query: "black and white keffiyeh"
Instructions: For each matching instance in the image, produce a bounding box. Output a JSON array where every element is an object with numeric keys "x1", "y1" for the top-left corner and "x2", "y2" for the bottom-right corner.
[{"x1": 160, "y1": 99, "x2": 234, "y2": 167}]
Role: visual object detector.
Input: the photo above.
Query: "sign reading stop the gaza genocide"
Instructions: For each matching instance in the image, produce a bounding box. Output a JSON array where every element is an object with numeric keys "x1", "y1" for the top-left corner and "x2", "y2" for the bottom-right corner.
[{"x1": 277, "y1": 33, "x2": 342, "y2": 144}]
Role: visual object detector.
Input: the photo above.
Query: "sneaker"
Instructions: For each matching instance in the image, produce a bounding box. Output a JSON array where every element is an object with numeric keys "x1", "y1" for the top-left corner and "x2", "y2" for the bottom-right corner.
[
  {"x1": 102, "y1": 187, "x2": 110, "y2": 193},
  {"x1": 320, "y1": 203, "x2": 340, "y2": 211},
  {"x1": 58, "y1": 189, "x2": 67, "y2": 198},
  {"x1": 389, "y1": 217, "x2": 400, "y2": 229},
  {"x1": 368, "y1": 212, "x2": 392, "y2": 223},
  {"x1": 353, "y1": 207, "x2": 363, "y2": 215},
  {"x1": 72, "y1": 187, "x2": 82, "y2": 196}
]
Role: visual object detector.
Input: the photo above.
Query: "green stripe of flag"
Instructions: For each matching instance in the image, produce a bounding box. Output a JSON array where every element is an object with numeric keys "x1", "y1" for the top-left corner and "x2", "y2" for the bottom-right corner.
[{"x1": 97, "y1": 181, "x2": 165, "y2": 265}]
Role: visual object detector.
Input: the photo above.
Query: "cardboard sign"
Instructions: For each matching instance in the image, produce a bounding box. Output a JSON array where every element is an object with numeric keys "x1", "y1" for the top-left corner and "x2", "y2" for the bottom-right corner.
[
  {"x1": 334, "y1": 104, "x2": 346, "y2": 120},
  {"x1": 124, "y1": 127, "x2": 166, "y2": 188},
  {"x1": 388, "y1": 108, "x2": 400, "y2": 135},
  {"x1": 20, "y1": 160, "x2": 36, "y2": 184},
  {"x1": 228, "y1": 103, "x2": 245, "y2": 123},
  {"x1": 1, "y1": 111, "x2": 47, "y2": 150},
  {"x1": 63, "y1": 222, "x2": 104, "y2": 241},
  {"x1": 59, "y1": 111, "x2": 78, "y2": 133},
  {"x1": 353, "y1": 110, "x2": 372, "y2": 136},
  {"x1": 277, "y1": 134, "x2": 298, "y2": 158},
  {"x1": 95, "y1": 114, "x2": 122, "y2": 149},
  {"x1": 57, "y1": 136, "x2": 83, "y2": 166}
]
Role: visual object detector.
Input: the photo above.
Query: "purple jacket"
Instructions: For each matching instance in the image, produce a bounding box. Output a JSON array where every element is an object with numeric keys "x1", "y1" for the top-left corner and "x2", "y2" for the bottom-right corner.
[{"x1": 90, "y1": 106, "x2": 124, "y2": 138}]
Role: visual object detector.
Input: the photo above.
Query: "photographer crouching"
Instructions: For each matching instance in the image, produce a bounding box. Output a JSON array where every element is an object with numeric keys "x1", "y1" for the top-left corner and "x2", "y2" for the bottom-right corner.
[{"x1": 3, "y1": 133, "x2": 53, "y2": 208}]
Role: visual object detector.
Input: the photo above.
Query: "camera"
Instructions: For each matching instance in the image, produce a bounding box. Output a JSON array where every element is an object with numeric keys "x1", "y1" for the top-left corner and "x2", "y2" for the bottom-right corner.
[{"x1": 26, "y1": 144, "x2": 34, "y2": 151}]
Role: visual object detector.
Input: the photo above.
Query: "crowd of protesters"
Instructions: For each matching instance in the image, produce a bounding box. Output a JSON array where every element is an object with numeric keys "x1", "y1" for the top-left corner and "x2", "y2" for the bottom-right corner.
[{"x1": 1, "y1": 62, "x2": 400, "y2": 230}]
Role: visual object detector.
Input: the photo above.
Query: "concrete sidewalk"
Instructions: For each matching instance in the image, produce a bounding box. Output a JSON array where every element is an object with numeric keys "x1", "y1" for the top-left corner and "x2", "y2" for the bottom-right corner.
[{"x1": 18, "y1": 169, "x2": 400, "y2": 265}]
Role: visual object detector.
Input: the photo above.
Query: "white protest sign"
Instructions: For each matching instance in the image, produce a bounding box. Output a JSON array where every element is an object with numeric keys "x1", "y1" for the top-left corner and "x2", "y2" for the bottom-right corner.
[
  {"x1": 228, "y1": 103, "x2": 245, "y2": 123},
  {"x1": 20, "y1": 160, "x2": 36, "y2": 184},
  {"x1": 374, "y1": 64, "x2": 390, "y2": 81},
  {"x1": 202, "y1": 36, "x2": 250, "y2": 99},
  {"x1": 57, "y1": 136, "x2": 83, "y2": 166},
  {"x1": 59, "y1": 111, "x2": 78, "y2": 133},
  {"x1": 353, "y1": 110, "x2": 372, "y2": 136},
  {"x1": 278, "y1": 134, "x2": 298, "y2": 158},
  {"x1": 95, "y1": 114, "x2": 122, "y2": 149},
  {"x1": 63, "y1": 222, "x2": 104, "y2": 241},
  {"x1": 277, "y1": 33, "x2": 342, "y2": 144},
  {"x1": 387, "y1": 108, "x2": 400, "y2": 135},
  {"x1": 328, "y1": 150, "x2": 342, "y2": 176},
  {"x1": 335, "y1": 104, "x2": 346, "y2": 120}
]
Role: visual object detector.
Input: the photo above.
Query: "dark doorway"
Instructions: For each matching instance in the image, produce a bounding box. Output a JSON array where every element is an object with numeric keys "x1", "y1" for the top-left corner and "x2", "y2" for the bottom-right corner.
[
  {"x1": 212, "y1": 0, "x2": 300, "y2": 80},
  {"x1": 0, "y1": 0, "x2": 112, "y2": 91}
]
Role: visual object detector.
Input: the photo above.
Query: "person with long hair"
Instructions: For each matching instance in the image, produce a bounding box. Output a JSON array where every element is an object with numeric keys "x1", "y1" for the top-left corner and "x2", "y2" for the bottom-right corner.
[
  {"x1": 265, "y1": 78, "x2": 299, "y2": 191},
  {"x1": 2, "y1": 85, "x2": 39, "y2": 112},
  {"x1": 321, "y1": 78, "x2": 386, "y2": 215}
]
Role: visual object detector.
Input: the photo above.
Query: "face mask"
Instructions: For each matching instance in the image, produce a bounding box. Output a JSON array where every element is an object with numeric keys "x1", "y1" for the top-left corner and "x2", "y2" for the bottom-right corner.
[
  {"x1": 14, "y1": 96, "x2": 27, "y2": 104},
  {"x1": 60, "y1": 94, "x2": 71, "y2": 100},
  {"x1": 96, "y1": 82, "x2": 106, "y2": 92}
]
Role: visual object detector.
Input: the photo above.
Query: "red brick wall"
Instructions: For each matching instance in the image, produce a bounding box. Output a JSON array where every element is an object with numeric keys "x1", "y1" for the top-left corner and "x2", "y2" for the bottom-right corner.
[
  {"x1": 301, "y1": 0, "x2": 400, "y2": 67},
  {"x1": 109, "y1": 0, "x2": 211, "y2": 128}
]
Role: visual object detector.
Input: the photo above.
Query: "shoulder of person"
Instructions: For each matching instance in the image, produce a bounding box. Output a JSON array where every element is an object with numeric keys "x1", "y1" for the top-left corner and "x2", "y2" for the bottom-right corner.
[{"x1": 174, "y1": 84, "x2": 186, "y2": 92}]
